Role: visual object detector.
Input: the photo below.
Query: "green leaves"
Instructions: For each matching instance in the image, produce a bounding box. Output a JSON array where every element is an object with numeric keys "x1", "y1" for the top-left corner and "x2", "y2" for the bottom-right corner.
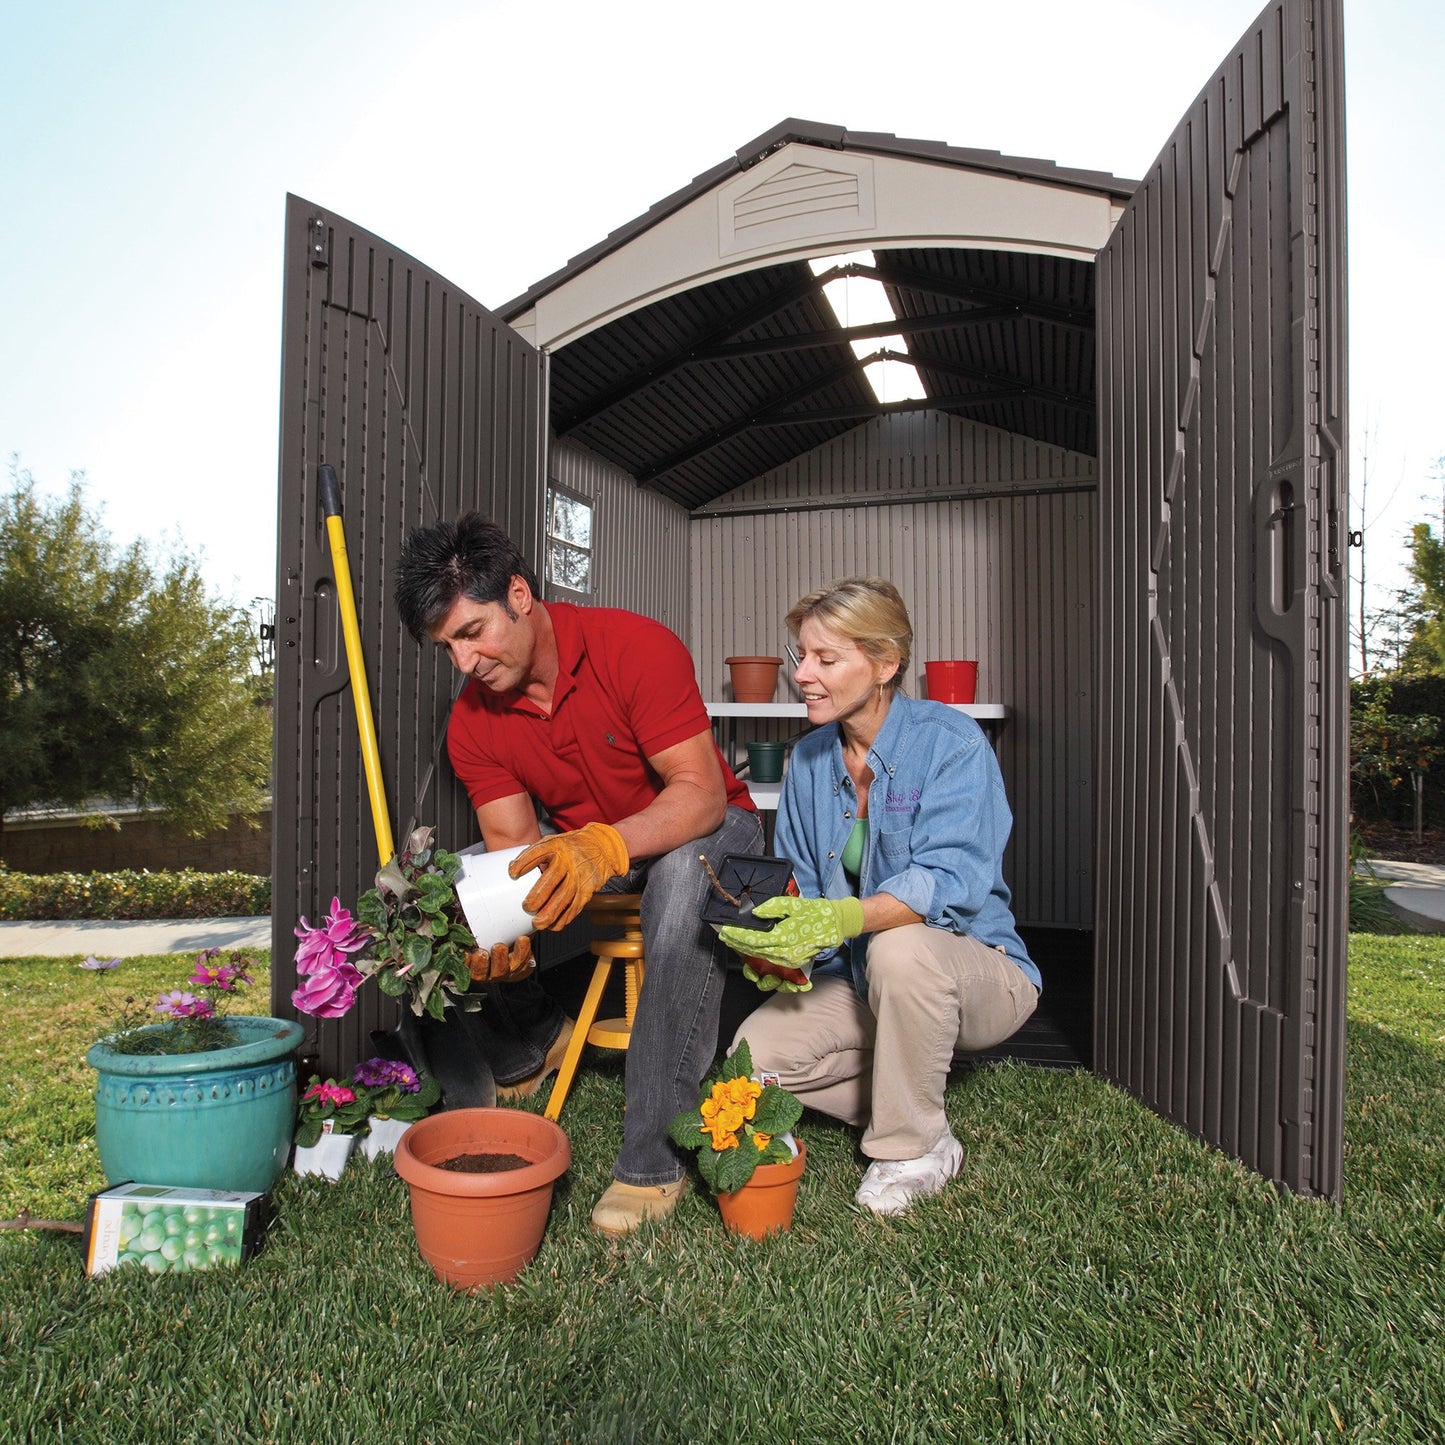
[{"x1": 0, "y1": 463, "x2": 270, "y2": 834}]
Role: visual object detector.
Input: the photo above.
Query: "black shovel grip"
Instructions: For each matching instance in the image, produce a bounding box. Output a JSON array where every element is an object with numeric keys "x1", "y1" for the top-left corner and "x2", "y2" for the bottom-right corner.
[{"x1": 318, "y1": 464, "x2": 343, "y2": 519}]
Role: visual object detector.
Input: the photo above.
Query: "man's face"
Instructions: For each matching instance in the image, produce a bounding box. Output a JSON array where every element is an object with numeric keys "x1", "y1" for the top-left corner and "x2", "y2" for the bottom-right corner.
[{"x1": 426, "y1": 582, "x2": 536, "y2": 694}]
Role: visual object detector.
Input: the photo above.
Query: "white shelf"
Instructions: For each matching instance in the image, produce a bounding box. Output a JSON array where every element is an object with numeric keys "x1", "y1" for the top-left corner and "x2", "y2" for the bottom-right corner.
[{"x1": 706, "y1": 701, "x2": 1007, "y2": 720}]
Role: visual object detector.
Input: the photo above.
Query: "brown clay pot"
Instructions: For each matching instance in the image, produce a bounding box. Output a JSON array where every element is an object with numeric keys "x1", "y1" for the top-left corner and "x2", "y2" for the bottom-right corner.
[
  {"x1": 393, "y1": 1106, "x2": 570, "y2": 1290},
  {"x1": 714, "y1": 1139, "x2": 806, "y2": 1239},
  {"x1": 725, "y1": 656, "x2": 783, "y2": 703}
]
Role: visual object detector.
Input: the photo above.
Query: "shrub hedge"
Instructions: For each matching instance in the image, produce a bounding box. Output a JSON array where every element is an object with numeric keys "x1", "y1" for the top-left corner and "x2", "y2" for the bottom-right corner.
[
  {"x1": 1351, "y1": 674, "x2": 1445, "y2": 828},
  {"x1": 0, "y1": 868, "x2": 270, "y2": 920}
]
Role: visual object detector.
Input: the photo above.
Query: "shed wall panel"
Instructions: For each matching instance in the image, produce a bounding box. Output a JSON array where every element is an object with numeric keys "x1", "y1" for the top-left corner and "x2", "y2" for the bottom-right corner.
[
  {"x1": 1095, "y1": 0, "x2": 1347, "y2": 1197},
  {"x1": 274, "y1": 198, "x2": 543, "y2": 1076}
]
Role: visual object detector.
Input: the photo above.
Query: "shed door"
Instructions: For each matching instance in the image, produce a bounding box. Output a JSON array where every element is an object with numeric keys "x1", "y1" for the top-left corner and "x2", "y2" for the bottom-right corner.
[
  {"x1": 1094, "y1": 0, "x2": 1348, "y2": 1198},
  {"x1": 273, "y1": 197, "x2": 545, "y2": 1071}
]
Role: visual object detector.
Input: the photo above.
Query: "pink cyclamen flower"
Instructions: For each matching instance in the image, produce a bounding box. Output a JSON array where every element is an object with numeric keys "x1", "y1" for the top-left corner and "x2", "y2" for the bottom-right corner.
[
  {"x1": 294, "y1": 897, "x2": 372, "y2": 976},
  {"x1": 291, "y1": 960, "x2": 363, "y2": 1019},
  {"x1": 303, "y1": 1081, "x2": 356, "y2": 1107},
  {"x1": 154, "y1": 990, "x2": 214, "y2": 1020}
]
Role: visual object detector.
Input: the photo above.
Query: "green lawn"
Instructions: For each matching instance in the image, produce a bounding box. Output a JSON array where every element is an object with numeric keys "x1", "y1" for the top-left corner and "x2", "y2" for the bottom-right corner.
[{"x1": 0, "y1": 939, "x2": 1441, "y2": 1444}]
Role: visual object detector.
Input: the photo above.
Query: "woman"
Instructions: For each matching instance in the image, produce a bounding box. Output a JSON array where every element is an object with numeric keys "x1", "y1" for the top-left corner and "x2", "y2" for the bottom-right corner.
[{"x1": 718, "y1": 577, "x2": 1040, "y2": 1216}]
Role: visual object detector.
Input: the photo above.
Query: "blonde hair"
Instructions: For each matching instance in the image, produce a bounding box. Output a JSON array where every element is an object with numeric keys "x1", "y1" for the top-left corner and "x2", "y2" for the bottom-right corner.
[{"x1": 786, "y1": 576, "x2": 913, "y2": 690}]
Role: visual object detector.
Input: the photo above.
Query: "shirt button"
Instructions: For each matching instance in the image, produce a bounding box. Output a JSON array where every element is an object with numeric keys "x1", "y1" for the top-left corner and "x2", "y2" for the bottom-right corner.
[
  {"x1": 844, "y1": 811, "x2": 852, "y2": 819},
  {"x1": 828, "y1": 852, "x2": 835, "y2": 859}
]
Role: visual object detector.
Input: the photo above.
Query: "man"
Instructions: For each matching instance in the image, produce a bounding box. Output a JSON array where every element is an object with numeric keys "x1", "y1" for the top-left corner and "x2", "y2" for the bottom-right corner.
[{"x1": 394, "y1": 513, "x2": 763, "y2": 1235}]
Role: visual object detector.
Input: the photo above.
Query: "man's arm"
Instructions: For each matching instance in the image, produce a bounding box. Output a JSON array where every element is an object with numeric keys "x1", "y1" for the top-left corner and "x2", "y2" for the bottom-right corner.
[
  {"x1": 475, "y1": 793, "x2": 545, "y2": 851},
  {"x1": 610, "y1": 728, "x2": 728, "y2": 861}
]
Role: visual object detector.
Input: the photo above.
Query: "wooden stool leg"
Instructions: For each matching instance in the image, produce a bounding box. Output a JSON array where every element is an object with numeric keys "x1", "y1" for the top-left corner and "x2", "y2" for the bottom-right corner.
[{"x1": 544, "y1": 957, "x2": 612, "y2": 1122}]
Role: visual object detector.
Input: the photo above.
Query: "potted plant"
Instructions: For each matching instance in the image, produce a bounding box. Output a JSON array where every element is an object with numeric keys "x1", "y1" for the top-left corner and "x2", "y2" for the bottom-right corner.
[
  {"x1": 351, "y1": 1056, "x2": 441, "y2": 1159},
  {"x1": 291, "y1": 825, "x2": 526, "y2": 1109},
  {"x1": 292, "y1": 1077, "x2": 371, "y2": 1180},
  {"x1": 85, "y1": 949, "x2": 304, "y2": 1193},
  {"x1": 669, "y1": 1039, "x2": 805, "y2": 1239}
]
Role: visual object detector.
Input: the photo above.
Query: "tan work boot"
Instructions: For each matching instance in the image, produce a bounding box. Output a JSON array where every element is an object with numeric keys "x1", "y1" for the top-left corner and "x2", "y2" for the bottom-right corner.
[
  {"x1": 496, "y1": 1017, "x2": 575, "y2": 1102},
  {"x1": 590, "y1": 1176, "x2": 688, "y2": 1236}
]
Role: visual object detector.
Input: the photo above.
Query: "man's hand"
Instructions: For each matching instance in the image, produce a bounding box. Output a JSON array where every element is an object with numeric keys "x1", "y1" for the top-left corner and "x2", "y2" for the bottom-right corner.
[
  {"x1": 509, "y1": 822, "x2": 630, "y2": 931},
  {"x1": 718, "y1": 895, "x2": 865, "y2": 967},
  {"x1": 466, "y1": 935, "x2": 534, "y2": 984}
]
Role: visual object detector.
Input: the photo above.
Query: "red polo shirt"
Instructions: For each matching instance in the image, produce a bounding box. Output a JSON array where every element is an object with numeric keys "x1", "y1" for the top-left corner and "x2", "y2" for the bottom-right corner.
[{"x1": 447, "y1": 602, "x2": 753, "y2": 831}]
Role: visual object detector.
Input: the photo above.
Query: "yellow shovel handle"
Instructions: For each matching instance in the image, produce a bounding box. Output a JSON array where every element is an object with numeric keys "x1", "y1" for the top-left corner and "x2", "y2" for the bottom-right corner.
[{"x1": 319, "y1": 466, "x2": 394, "y2": 867}]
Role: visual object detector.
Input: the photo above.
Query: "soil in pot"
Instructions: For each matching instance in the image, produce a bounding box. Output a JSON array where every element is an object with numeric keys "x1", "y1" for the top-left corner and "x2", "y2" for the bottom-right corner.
[{"x1": 436, "y1": 1151, "x2": 529, "y2": 1173}]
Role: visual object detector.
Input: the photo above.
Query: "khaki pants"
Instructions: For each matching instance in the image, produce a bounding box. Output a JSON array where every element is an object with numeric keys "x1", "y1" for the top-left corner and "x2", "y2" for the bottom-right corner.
[{"x1": 733, "y1": 925, "x2": 1038, "y2": 1160}]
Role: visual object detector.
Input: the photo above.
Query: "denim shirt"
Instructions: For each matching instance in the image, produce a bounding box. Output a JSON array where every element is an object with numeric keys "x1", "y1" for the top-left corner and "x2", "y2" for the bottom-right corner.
[{"x1": 775, "y1": 693, "x2": 1042, "y2": 999}]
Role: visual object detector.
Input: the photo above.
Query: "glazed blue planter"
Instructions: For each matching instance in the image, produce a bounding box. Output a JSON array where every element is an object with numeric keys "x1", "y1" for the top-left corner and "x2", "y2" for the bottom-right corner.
[{"x1": 87, "y1": 1017, "x2": 305, "y2": 1193}]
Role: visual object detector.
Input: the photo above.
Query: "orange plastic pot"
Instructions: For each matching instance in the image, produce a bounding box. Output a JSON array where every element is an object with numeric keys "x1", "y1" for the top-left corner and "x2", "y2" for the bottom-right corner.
[
  {"x1": 714, "y1": 1139, "x2": 806, "y2": 1239},
  {"x1": 725, "y1": 656, "x2": 783, "y2": 703},
  {"x1": 393, "y1": 1107, "x2": 570, "y2": 1290}
]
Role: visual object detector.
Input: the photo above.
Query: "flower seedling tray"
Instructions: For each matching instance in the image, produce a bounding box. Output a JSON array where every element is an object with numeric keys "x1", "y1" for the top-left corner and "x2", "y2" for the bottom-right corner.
[
  {"x1": 83, "y1": 1182, "x2": 268, "y2": 1277},
  {"x1": 700, "y1": 854, "x2": 797, "y2": 931}
]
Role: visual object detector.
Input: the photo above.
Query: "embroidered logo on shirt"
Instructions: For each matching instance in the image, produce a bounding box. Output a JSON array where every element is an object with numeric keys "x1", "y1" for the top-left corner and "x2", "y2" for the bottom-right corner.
[
  {"x1": 605, "y1": 733, "x2": 616, "y2": 746},
  {"x1": 885, "y1": 788, "x2": 921, "y2": 812}
]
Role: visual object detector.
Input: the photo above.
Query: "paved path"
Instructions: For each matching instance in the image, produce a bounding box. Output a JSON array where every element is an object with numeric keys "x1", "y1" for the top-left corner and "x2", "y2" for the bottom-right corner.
[
  {"x1": 1359, "y1": 859, "x2": 1445, "y2": 933},
  {"x1": 0, "y1": 917, "x2": 272, "y2": 958}
]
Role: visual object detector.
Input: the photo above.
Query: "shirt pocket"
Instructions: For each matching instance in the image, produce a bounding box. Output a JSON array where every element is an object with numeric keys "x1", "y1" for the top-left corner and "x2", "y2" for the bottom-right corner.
[{"x1": 873, "y1": 825, "x2": 914, "y2": 873}]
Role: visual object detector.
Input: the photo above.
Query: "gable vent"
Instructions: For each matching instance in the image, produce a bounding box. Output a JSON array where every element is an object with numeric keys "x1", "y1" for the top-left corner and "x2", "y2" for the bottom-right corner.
[{"x1": 719, "y1": 150, "x2": 875, "y2": 256}]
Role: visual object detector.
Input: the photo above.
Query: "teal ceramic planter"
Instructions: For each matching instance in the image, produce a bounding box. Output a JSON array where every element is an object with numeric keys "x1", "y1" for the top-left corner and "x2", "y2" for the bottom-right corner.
[{"x1": 87, "y1": 1017, "x2": 304, "y2": 1193}]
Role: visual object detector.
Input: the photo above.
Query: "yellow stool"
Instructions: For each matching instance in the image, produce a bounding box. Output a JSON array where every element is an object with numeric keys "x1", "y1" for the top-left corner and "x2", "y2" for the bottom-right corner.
[{"x1": 544, "y1": 893, "x2": 645, "y2": 1121}]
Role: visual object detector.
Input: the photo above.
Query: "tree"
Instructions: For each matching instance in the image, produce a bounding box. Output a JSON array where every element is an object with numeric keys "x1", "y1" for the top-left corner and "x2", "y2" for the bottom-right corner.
[
  {"x1": 0, "y1": 463, "x2": 270, "y2": 838},
  {"x1": 1399, "y1": 517, "x2": 1445, "y2": 675}
]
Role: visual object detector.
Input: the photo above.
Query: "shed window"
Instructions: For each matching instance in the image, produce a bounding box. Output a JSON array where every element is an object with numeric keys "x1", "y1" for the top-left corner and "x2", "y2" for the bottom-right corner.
[
  {"x1": 809, "y1": 250, "x2": 927, "y2": 404},
  {"x1": 545, "y1": 484, "x2": 593, "y2": 597}
]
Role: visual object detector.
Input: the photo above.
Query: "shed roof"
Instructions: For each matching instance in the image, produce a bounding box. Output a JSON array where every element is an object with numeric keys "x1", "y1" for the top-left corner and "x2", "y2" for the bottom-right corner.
[{"x1": 501, "y1": 120, "x2": 1137, "y2": 511}]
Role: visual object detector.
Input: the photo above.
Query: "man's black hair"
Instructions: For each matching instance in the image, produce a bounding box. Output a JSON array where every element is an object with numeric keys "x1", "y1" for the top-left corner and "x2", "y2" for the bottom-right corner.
[{"x1": 393, "y1": 513, "x2": 542, "y2": 640}]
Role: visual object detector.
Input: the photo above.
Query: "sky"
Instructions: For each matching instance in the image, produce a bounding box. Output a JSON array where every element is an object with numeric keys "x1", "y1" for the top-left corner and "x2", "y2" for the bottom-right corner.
[{"x1": 2, "y1": 0, "x2": 1441, "y2": 651}]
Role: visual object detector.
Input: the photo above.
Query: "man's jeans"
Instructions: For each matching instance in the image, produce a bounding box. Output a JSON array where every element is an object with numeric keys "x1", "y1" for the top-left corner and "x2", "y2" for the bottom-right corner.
[{"x1": 480, "y1": 805, "x2": 765, "y2": 1184}]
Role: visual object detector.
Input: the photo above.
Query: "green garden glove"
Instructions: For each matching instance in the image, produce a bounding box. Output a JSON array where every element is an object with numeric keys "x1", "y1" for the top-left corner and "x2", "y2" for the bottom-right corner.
[
  {"x1": 719, "y1": 895, "x2": 866, "y2": 969},
  {"x1": 741, "y1": 956, "x2": 813, "y2": 994}
]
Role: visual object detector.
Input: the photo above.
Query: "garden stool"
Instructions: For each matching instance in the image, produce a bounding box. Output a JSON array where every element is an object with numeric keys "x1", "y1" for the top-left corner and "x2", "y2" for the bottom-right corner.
[{"x1": 544, "y1": 893, "x2": 645, "y2": 1121}]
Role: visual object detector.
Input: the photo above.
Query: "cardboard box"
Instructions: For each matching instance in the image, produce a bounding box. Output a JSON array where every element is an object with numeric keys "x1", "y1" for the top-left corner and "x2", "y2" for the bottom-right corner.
[{"x1": 83, "y1": 1182, "x2": 268, "y2": 1277}]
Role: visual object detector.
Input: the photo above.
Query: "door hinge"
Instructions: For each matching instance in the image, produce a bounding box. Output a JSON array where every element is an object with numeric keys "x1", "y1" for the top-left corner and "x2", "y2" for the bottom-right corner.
[{"x1": 309, "y1": 217, "x2": 329, "y2": 270}]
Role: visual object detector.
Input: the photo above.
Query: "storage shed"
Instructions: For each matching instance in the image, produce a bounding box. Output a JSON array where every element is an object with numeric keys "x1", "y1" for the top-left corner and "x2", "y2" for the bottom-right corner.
[{"x1": 273, "y1": 0, "x2": 1347, "y2": 1197}]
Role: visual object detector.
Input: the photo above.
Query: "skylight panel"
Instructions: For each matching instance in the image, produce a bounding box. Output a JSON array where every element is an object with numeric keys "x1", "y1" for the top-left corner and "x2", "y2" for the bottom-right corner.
[{"x1": 808, "y1": 250, "x2": 926, "y2": 405}]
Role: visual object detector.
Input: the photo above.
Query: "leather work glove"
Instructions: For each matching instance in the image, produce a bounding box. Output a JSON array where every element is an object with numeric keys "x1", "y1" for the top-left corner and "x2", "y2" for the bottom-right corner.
[
  {"x1": 509, "y1": 821, "x2": 630, "y2": 931},
  {"x1": 741, "y1": 955, "x2": 813, "y2": 994},
  {"x1": 466, "y1": 935, "x2": 534, "y2": 984},
  {"x1": 718, "y1": 895, "x2": 866, "y2": 968}
]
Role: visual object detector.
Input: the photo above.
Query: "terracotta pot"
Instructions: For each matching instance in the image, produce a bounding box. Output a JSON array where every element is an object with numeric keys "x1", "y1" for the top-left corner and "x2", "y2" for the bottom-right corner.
[
  {"x1": 393, "y1": 1107, "x2": 570, "y2": 1290},
  {"x1": 715, "y1": 1139, "x2": 806, "y2": 1239},
  {"x1": 725, "y1": 656, "x2": 783, "y2": 703}
]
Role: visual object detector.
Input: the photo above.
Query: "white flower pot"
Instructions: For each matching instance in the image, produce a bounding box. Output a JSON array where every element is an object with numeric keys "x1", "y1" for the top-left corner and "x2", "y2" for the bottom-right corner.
[
  {"x1": 293, "y1": 1126, "x2": 357, "y2": 1181},
  {"x1": 361, "y1": 1116, "x2": 412, "y2": 1160}
]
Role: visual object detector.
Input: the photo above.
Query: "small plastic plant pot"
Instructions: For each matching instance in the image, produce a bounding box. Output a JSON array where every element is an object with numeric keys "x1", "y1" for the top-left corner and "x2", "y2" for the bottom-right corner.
[
  {"x1": 746, "y1": 740, "x2": 787, "y2": 783},
  {"x1": 714, "y1": 1139, "x2": 806, "y2": 1240},
  {"x1": 725, "y1": 656, "x2": 783, "y2": 703},
  {"x1": 924, "y1": 660, "x2": 978, "y2": 703},
  {"x1": 393, "y1": 1107, "x2": 570, "y2": 1291}
]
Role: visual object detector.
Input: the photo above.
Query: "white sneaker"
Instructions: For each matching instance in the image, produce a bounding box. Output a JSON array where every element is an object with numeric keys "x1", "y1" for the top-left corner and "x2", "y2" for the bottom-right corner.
[{"x1": 855, "y1": 1132, "x2": 965, "y2": 1215}]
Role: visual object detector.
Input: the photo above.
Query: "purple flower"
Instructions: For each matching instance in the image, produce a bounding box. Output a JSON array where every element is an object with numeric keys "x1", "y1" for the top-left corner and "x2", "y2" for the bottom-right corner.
[
  {"x1": 190, "y1": 955, "x2": 253, "y2": 991},
  {"x1": 294, "y1": 897, "x2": 372, "y2": 977},
  {"x1": 352, "y1": 1057, "x2": 421, "y2": 1092},
  {"x1": 154, "y1": 990, "x2": 214, "y2": 1020},
  {"x1": 80, "y1": 956, "x2": 121, "y2": 972},
  {"x1": 291, "y1": 960, "x2": 364, "y2": 1019}
]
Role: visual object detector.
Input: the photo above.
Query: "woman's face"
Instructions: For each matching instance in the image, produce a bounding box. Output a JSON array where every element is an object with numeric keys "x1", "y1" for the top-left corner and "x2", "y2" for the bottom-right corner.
[{"x1": 794, "y1": 617, "x2": 897, "y2": 729}]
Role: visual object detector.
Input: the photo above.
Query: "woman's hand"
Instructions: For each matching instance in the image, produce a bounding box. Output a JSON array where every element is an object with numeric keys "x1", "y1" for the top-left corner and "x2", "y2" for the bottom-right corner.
[{"x1": 718, "y1": 895, "x2": 865, "y2": 966}]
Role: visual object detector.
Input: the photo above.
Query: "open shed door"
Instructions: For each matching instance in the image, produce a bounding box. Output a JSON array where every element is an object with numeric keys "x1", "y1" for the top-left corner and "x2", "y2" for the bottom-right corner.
[
  {"x1": 1095, "y1": 0, "x2": 1348, "y2": 1197},
  {"x1": 273, "y1": 197, "x2": 545, "y2": 1072}
]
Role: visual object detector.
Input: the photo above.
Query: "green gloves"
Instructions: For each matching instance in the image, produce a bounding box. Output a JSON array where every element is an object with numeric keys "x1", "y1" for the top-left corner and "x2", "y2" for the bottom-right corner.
[{"x1": 719, "y1": 895, "x2": 866, "y2": 991}]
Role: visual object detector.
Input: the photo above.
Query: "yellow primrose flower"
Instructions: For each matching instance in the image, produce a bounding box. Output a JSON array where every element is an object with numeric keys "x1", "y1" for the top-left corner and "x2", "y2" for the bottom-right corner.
[{"x1": 752, "y1": 1131, "x2": 771, "y2": 1151}]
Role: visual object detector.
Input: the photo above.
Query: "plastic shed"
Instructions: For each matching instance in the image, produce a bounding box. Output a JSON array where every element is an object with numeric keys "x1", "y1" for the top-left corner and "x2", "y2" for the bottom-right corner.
[{"x1": 273, "y1": 0, "x2": 1347, "y2": 1198}]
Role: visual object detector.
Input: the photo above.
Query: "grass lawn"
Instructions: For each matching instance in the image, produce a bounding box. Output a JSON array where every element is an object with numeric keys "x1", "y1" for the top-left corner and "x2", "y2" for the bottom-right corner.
[{"x1": 1, "y1": 938, "x2": 1442, "y2": 1444}]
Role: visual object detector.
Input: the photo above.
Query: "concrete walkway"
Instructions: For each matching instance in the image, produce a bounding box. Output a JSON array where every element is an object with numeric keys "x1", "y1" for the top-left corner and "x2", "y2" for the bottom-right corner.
[
  {"x1": 1359, "y1": 859, "x2": 1445, "y2": 933},
  {"x1": 0, "y1": 917, "x2": 272, "y2": 958}
]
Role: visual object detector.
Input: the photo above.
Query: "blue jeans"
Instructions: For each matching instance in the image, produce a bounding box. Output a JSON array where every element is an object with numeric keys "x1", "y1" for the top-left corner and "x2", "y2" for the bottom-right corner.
[{"x1": 612, "y1": 805, "x2": 765, "y2": 1185}]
